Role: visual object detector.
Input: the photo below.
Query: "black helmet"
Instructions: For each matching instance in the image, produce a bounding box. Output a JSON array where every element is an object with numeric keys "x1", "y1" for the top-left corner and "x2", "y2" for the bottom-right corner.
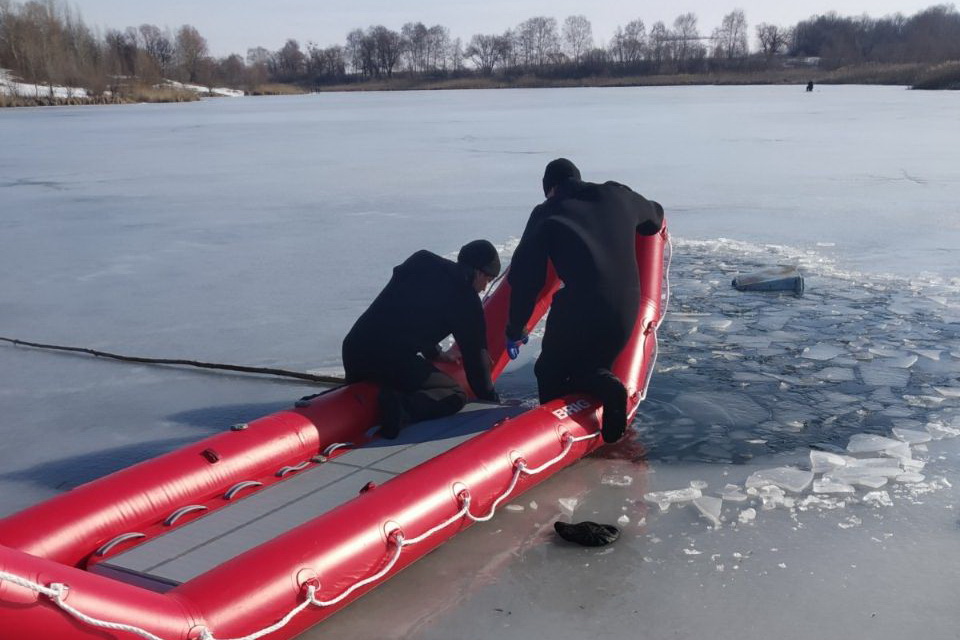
[{"x1": 457, "y1": 239, "x2": 501, "y2": 277}]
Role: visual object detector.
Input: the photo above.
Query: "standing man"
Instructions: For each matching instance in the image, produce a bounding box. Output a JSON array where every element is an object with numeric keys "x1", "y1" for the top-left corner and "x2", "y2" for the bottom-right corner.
[
  {"x1": 505, "y1": 158, "x2": 664, "y2": 443},
  {"x1": 343, "y1": 240, "x2": 501, "y2": 439}
]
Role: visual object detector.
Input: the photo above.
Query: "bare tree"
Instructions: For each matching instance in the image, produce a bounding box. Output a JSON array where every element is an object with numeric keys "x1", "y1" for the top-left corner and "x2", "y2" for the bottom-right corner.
[
  {"x1": 516, "y1": 16, "x2": 560, "y2": 68},
  {"x1": 465, "y1": 32, "x2": 509, "y2": 75},
  {"x1": 274, "y1": 38, "x2": 305, "y2": 80},
  {"x1": 755, "y1": 23, "x2": 789, "y2": 59},
  {"x1": 401, "y1": 21, "x2": 427, "y2": 73},
  {"x1": 246, "y1": 46, "x2": 270, "y2": 88},
  {"x1": 671, "y1": 13, "x2": 706, "y2": 71},
  {"x1": 648, "y1": 21, "x2": 669, "y2": 69},
  {"x1": 562, "y1": 14, "x2": 593, "y2": 64},
  {"x1": 139, "y1": 24, "x2": 173, "y2": 78},
  {"x1": 712, "y1": 9, "x2": 749, "y2": 59},
  {"x1": 174, "y1": 24, "x2": 208, "y2": 83}
]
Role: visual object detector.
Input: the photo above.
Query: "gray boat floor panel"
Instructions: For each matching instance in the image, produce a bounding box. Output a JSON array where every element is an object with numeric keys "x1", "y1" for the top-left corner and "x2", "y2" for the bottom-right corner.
[{"x1": 96, "y1": 402, "x2": 522, "y2": 586}]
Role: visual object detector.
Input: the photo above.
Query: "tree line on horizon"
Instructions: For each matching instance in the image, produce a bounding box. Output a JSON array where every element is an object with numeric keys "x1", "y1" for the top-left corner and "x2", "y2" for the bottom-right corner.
[{"x1": 1, "y1": 0, "x2": 959, "y2": 96}]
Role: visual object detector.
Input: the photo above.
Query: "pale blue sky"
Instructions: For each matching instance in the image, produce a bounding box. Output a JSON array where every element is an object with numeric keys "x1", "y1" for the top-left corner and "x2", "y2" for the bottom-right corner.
[{"x1": 71, "y1": 0, "x2": 942, "y2": 57}]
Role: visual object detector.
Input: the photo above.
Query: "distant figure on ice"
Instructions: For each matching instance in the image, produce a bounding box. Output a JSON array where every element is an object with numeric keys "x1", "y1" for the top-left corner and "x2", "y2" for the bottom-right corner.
[
  {"x1": 343, "y1": 240, "x2": 501, "y2": 439},
  {"x1": 806, "y1": 81, "x2": 814, "y2": 92},
  {"x1": 505, "y1": 158, "x2": 664, "y2": 443}
]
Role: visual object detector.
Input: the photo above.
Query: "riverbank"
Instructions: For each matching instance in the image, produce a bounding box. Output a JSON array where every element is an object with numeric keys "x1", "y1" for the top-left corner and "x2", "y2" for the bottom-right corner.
[
  {"x1": 314, "y1": 62, "x2": 960, "y2": 93},
  {"x1": 2, "y1": 61, "x2": 957, "y2": 108}
]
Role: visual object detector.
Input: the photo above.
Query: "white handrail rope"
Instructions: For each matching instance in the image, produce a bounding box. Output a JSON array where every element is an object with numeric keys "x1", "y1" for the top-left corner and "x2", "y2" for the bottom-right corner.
[
  {"x1": 401, "y1": 499, "x2": 472, "y2": 546},
  {"x1": 200, "y1": 587, "x2": 316, "y2": 640},
  {"x1": 308, "y1": 536, "x2": 404, "y2": 608},
  {"x1": 463, "y1": 464, "x2": 524, "y2": 523},
  {"x1": 0, "y1": 569, "x2": 58, "y2": 598}
]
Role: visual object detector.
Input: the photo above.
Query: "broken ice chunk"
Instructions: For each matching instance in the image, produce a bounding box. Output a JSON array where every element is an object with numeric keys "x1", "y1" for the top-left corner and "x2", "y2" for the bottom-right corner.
[
  {"x1": 895, "y1": 472, "x2": 925, "y2": 483},
  {"x1": 758, "y1": 485, "x2": 790, "y2": 510},
  {"x1": 927, "y1": 423, "x2": 960, "y2": 440},
  {"x1": 846, "y1": 434, "x2": 912, "y2": 459},
  {"x1": 891, "y1": 427, "x2": 932, "y2": 444},
  {"x1": 617, "y1": 515, "x2": 630, "y2": 526},
  {"x1": 720, "y1": 484, "x2": 749, "y2": 502},
  {"x1": 810, "y1": 450, "x2": 849, "y2": 473},
  {"x1": 814, "y1": 367, "x2": 856, "y2": 382},
  {"x1": 850, "y1": 476, "x2": 889, "y2": 489},
  {"x1": 693, "y1": 496, "x2": 723, "y2": 526},
  {"x1": 859, "y1": 362, "x2": 911, "y2": 387},
  {"x1": 745, "y1": 467, "x2": 813, "y2": 493},
  {"x1": 801, "y1": 343, "x2": 846, "y2": 361},
  {"x1": 933, "y1": 386, "x2": 960, "y2": 398},
  {"x1": 601, "y1": 474, "x2": 634, "y2": 487},
  {"x1": 813, "y1": 478, "x2": 856, "y2": 494},
  {"x1": 738, "y1": 508, "x2": 757, "y2": 523},
  {"x1": 862, "y1": 491, "x2": 893, "y2": 507},
  {"x1": 559, "y1": 498, "x2": 579, "y2": 517},
  {"x1": 506, "y1": 504, "x2": 525, "y2": 512},
  {"x1": 643, "y1": 487, "x2": 702, "y2": 512}
]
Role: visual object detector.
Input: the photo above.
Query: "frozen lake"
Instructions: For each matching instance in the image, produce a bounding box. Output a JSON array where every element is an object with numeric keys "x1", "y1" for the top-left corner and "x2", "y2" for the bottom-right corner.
[{"x1": 1, "y1": 85, "x2": 959, "y2": 639}]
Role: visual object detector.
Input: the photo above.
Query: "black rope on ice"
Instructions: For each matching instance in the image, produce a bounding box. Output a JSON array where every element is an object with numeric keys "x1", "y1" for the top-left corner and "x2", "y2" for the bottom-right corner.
[{"x1": 0, "y1": 336, "x2": 346, "y2": 385}]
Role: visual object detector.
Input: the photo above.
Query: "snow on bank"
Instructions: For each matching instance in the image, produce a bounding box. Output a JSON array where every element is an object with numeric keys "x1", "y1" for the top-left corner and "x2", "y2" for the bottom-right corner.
[
  {"x1": 163, "y1": 80, "x2": 244, "y2": 98},
  {"x1": 1, "y1": 69, "x2": 244, "y2": 101},
  {"x1": 0, "y1": 68, "x2": 88, "y2": 98}
]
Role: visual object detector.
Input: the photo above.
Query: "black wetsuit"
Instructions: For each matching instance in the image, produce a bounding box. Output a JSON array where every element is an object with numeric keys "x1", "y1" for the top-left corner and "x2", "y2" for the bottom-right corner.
[
  {"x1": 506, "y1": 178, "x2": 664, "y2": 403},
  {"x1": 343, "y1": 250, "x2": 497, "y2": 423}
]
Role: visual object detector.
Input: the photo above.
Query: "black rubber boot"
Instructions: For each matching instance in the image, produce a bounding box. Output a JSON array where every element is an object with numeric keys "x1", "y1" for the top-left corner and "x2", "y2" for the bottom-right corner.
[{"x1": 583, "y1": 370, "x2": 628, "y2": 443}]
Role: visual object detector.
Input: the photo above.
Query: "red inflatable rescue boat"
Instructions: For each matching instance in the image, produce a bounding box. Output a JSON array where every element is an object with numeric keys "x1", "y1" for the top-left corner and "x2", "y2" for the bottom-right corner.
[{"x1": 0, "y1": 228, "x2": 668, "y2": 640}]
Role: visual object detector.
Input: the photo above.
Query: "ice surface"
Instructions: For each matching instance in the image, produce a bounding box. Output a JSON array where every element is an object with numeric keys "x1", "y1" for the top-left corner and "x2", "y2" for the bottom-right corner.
[
  {"x1": 745, "y1": 467, "x2": 814, "y2": 493},
  {"x1": 2, "y1": 86, "x2": 960, "y2": 640},
  {"x1": 693, "y1": 496, "x2": 723, "y2": 526}
]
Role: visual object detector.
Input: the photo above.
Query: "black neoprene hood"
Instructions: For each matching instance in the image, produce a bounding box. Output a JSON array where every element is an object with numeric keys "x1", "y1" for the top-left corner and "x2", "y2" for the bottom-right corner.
[{"x1": 542, "y1": 158, "x2": 581, "y2": 196}]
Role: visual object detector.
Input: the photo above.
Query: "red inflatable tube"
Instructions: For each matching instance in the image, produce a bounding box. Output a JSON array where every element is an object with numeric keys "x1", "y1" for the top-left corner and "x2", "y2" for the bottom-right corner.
[{"x1": 0, "y1": 227, "x2": 668, "y2": 640}]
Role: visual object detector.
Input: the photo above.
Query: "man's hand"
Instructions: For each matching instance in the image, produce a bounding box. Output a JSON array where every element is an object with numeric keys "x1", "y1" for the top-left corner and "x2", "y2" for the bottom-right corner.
[{"x1": 506, "y1": 333, "x2": 529, "y2": 360}]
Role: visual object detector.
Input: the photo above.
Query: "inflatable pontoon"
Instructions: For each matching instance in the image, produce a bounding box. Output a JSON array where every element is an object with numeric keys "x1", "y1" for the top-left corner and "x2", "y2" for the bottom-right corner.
[{"x1": 0, "y1": 227, "x2": 668, "y2": 640}]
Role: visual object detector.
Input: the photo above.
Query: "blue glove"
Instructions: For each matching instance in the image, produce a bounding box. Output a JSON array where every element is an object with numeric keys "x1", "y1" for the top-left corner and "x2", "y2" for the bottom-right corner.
[{"x1": 506, "y1": 334, "x2": 529, "y2": 360}]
